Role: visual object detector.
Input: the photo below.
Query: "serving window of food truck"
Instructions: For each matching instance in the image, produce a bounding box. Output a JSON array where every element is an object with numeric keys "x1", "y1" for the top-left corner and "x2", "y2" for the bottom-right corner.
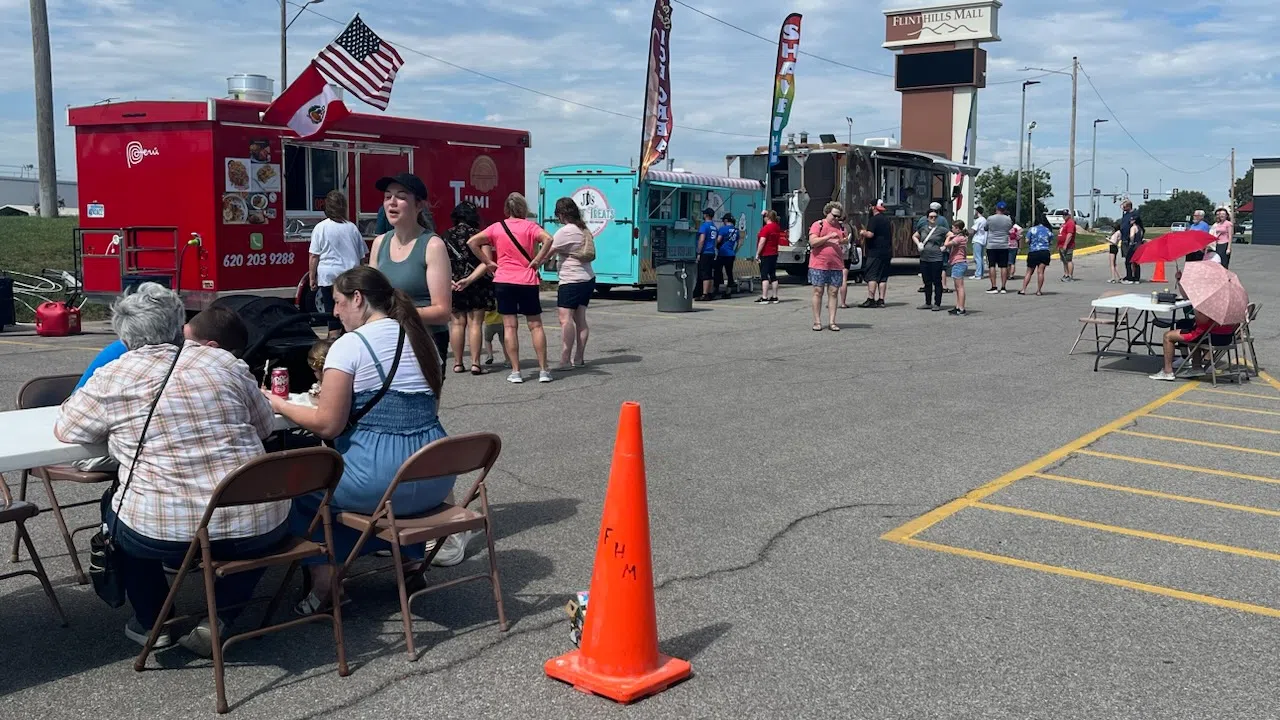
[{"x1": 280, "y1": 138, "x2": 414, "y2": 241}]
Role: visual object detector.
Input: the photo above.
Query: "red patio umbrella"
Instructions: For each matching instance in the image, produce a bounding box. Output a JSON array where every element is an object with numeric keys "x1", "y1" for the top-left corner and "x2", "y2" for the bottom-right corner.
[{"x1": 1131, "y1": 229, "x2": 1216, "y2": 264}]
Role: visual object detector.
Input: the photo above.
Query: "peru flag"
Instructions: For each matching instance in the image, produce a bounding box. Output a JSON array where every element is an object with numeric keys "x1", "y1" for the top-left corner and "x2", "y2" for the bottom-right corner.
[{"x1": 262, "y1": 62, "x2": 349, "y2": 138}]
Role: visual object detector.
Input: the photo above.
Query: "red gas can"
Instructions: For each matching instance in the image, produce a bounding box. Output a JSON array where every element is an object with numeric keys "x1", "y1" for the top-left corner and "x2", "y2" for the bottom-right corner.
[{"x1": 34, "y1": 301, "x2": 82, "y2": 337}]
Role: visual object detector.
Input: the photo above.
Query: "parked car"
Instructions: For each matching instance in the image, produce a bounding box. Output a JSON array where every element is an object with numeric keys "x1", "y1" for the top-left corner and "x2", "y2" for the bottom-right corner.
[
  {"x1": 1171, "y1": 222, "x2": 1188, "y2": 232},
  {"x1": 1047, "y1": 208, "x2": 1090, "y2": 230}
]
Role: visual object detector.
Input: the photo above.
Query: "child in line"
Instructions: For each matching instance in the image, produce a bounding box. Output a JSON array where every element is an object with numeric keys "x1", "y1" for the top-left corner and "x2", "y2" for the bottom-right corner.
[
  {"x1": 944, "y1": 220, "x2": 969, "y2": 316},
  {"x1": 482, "y1": 310, "x2": 504, "y2": 366}
]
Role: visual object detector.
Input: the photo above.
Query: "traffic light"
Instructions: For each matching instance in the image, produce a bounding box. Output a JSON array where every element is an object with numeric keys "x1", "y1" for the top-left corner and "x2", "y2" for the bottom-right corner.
[
  {"x1": 1171, "y1": 187, "x2": 1179, "y2": 198},
  {"x1": 1143, "y1": 188, "x2": 1149, "y2": 200}
]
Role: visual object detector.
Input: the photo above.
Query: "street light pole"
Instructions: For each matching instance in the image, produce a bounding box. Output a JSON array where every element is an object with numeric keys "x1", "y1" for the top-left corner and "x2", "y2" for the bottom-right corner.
[
  {"x1": 1028, "y1": 123, "x2": 1037, "y2": 220},
  {"x1": 846, "y1": 116, "x2": 853, "y2": 146},
  {"x1": 1016, "y1": 80, "x2": 1040, "y2": 226},
  {"x1": 1120, "y1": 167, "x2": 1129, "y2": 197},
  {"x1": 280, "y1": 0, "x2": 324, "y2": 87},
  {"x1": 1068, "y1": 57, "x2": 1078, "y2": 219},
  {"x1": 1091, "y1": 118, "x2": 1107, "y2": 227}
]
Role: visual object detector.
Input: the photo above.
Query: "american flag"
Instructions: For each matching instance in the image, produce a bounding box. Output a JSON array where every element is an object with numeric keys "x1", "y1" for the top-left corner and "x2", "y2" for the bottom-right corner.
[{"x1": 314, "y1": 16, "x2": 404, "y2": 111}]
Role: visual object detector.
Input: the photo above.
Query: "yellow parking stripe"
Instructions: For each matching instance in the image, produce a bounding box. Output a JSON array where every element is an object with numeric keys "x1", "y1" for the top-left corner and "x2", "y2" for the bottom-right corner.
[
  {"x1": 1192, "y1": 387, "x2": 1280, "y2": 402},
  {"x1": 1032, "y1": 473, "x2": 1280, "y2": 518},
  {"x1": 1146, "y1": 413, "x2": 1280, "y2": 435},
  {"x1": 881, "y1": 382, "x2": 1199, "y2": 542},
  {"x1": 971, "y1": 501, "x2": 1280, "y2": 563},
  {"x1": 1169, "y1": 400, "x2": 1280, "y2": 418},
  {"x1": 1074, "y1": 449, "x2": 1280, "y2": 486},
  {"x1": 898, "y1": 537, "x2": 1280, "y2": 620},
  {"x1": 1114, "y1": 430, "x2": 1280, "y2": 458},
  {"x1": 0, "y1": 338, "x2": 103, "y2": 352}
]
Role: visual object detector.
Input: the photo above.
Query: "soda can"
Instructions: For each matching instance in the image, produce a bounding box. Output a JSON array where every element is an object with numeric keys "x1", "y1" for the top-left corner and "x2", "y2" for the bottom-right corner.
[{"x1": 270, "y1": 367, "x2": 290, "y2": 398}]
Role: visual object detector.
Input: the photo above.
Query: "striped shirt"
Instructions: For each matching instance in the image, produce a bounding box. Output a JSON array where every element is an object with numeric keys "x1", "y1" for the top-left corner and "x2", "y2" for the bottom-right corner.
[{"x1": 55, "y1": 341, "x2": 287, "y2": 542}]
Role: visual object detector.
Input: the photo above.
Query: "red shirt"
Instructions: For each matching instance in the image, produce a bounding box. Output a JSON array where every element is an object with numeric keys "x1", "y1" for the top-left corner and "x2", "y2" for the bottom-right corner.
[
  {"x1": 1059, "y1": 218, "x2": 1076, "y2": 249},
  {"x1": 757, "y1": 221, "x2": 783, "y2": 256}
]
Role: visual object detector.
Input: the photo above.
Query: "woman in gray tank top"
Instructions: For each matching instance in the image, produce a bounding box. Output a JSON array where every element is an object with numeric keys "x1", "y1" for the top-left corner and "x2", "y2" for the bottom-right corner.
[{"x1": 369, "y1": 173, "x2": 453, "y2": 372}]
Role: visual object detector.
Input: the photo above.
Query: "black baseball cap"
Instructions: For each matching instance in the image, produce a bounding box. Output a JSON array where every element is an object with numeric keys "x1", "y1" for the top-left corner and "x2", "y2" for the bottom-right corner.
[
  {"x1": 375, "y1": 173, "x2": 428, "y2": 200},
  {"x1": 702, "y1": 207, "x2": 715, "y2": 218},
  {"x1": 721, "y1": 213, "x2": 736, "y2": 223}
]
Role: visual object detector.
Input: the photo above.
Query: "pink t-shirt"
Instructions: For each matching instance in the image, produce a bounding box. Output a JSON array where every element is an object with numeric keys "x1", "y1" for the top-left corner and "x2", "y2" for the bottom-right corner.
[
  {"x1": 946, "y1": 232, "x2": 967, "y2": 263},
  {"x1": 483, "y1": 218, "x2": 543, "y2": 285},
  {"x1": 550, "y1": 225, "x2": 595, "y2": 284},
  {"x1": 808, "y1": 220, "x2": 845, "y2": 271},
  {"x1": 1211, "y1": 220, "x2": 1233, "y2": 246}
]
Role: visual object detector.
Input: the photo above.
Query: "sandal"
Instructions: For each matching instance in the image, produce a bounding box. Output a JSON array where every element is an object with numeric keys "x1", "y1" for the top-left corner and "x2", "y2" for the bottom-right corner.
[
  {"x1": 470, "y1": 364, "x2": 483, "y2": 375},
  {"x1": 812, "y1": 324, "x2": 823, "y2": 331},
  {"x1": 829, "y1": 324, "x2": 841, "y2": 331},
  {"x1": 452, "y1": 364, "x2": 465, "y2": 374}
]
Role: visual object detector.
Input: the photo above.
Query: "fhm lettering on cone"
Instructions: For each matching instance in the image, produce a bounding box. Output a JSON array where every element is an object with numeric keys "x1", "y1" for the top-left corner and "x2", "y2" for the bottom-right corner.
[{"x1": 544, "y1": 401, "x2": 691, "y2": 703}]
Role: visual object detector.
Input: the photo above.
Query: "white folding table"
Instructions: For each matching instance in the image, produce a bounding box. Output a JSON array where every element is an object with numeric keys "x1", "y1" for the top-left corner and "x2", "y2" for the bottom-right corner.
[{"x1": 1089, "y1": 292, "x2": 1193, "y2": 372}]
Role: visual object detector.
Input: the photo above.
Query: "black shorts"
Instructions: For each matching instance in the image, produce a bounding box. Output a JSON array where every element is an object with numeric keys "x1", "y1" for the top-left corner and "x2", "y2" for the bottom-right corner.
[
  {"x1": 1027, "y1": 250, "x2": 1052, "y2": 268},
  {"x1": 1185, "y1": 250, "x2": 1204, "y2": 262},
  {"x1": 494, "y1": 282, "x2": 542, "y2": 316},
  {"x1": 557, "y1": 280, "x2": 595, "y2": 309},
  {"x1": 759, "y1": 254, "x2": 778, "y2": 281},
  {"x1": 864, "y1": 255, "x2": 889, "y2": 283},
  {"x1": 1110, "y1": 244, "x2": 1121, "y2": 255},
  {"x1": 987, "y1": 247, "x2": 1010, "y2": 268},
  {"x1": 697, "y1": 254, "x2": 717, "y2": 282},
  {"x1": 314, "y1": 285, "x2": 342, "y2": 332}
]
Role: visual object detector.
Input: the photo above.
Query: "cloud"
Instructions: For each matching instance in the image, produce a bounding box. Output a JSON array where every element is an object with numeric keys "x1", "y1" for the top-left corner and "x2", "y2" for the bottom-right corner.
[{"x1": 0, "y1": 0, "x2": 1272, "y2": 211}]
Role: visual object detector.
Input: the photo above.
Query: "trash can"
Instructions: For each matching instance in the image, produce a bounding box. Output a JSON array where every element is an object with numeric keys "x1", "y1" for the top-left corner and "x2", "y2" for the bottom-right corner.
[
  {"x1": 0, "y1": 276, "x2": 13, "y2": 331},
  {"x1": 656, "y1": 262, "x2": 695, "y2": 313}
]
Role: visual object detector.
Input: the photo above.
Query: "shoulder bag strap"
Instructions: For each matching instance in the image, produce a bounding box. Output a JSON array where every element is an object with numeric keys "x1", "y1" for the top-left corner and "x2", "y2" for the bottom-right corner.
[
  {"x1": 500, "y1": 220, "x2": 535, "y2": 264},
  {"x1": 107, "y1": 344, "x2": 183, "y2": 538},
  {"x1": 345, "y1": 327, "x2": 405, "y2": 431}
]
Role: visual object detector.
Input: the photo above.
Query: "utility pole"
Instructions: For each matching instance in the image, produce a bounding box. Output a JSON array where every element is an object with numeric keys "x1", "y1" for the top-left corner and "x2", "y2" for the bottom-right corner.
[
  {"x1": 280, "y1": 0, "x2": 288, "y2": 87},
  {"x1": 1229, "y1": 147, "x2": 1236, "y2": 211},
  {"x1": 1091, "y1": 118, "x2": 1107, "y2": 227},
  {"x1": 1016, "y1": 80, "x2": 1039, "y2": 226},
  {"x1": 1068, "y1": 57, "x2": 1078, "y2": 219},
  {"x1": 29, "y1": 0, "x2": 58, "y2": 219}
]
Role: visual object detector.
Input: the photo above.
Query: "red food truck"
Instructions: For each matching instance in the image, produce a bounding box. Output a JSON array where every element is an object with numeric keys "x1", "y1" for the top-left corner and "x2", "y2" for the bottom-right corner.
[{"x1": 68, "y1": 96, "x2": 530, "y2": 311}]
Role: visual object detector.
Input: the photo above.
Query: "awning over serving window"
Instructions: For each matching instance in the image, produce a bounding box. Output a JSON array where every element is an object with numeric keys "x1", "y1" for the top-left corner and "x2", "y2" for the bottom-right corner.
[
  {"x1": 644, "y1": 170, "x2": 764, "y2": 191},
  {"x1": 871, "y1": 149, "x2": 980, "y2": 176}
]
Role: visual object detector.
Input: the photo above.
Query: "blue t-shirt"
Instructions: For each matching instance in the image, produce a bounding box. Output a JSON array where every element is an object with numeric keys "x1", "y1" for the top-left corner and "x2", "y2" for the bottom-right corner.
[
  {"x1": 1190, "y1": 221, "x2": 1210, "y2": 233},
  {"x1": 1027, "y1": 225, "x2": 1053, "y2": 252},
  {"x1": 75, "y1": 339, "x2": 128, "y2": 389},
  {"x1": 698, "y1": 221, "x2": 719, "y2": 254},
  {"x1": 716, "y1": 225, "x2": 740, "y2": 257}
]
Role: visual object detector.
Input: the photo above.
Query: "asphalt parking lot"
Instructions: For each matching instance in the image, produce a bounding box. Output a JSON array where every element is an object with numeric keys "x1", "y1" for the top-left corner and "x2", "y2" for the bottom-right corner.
[{"x1": 3, "y1": 246, "x2": 1280, "y2": 718}]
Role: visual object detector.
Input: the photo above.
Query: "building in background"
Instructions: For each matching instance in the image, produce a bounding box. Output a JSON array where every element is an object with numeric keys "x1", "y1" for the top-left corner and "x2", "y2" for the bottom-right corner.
[{"x1": 1254, "y1": 158, "x2": 1280, "y2": 246}]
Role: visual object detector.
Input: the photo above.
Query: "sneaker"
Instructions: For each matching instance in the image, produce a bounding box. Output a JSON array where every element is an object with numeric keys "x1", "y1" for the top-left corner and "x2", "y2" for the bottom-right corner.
[
  {"x1": 932, "y1": 305, "x2": 943, "y2": 312},
  {"x1": 858, "y1": 298, "x2": 875, "y2": 308},
  {"x1": 538, "y1": 370, "x2": 553, "y2": 383},
  {"x1": 954, "y1": 308, "x2": 967, "y2": 316},
  {"x1": 769, "y1": 297, "x2": 780, "y2": 304},
  {"x1": 999, "y1": 288, "x2": 1008, "y2": 294},
  {"x1": 430, "y1": 531, "x2": 476, "y2": 567},
  {"x1": 917, "y1": 304, "x2": 932, "y2": 310},
  {"x1": 986, "y1": 288, "x2": 999, "y2": 294},
  {"x1": 874, "y1": 299, "x2": 885, "y2": 308},
  {"x1": 918, "y1": 287, "x2": 926, "y2": 293},
  {"x1": 125, "y1": 617, "x2": 171, "y2": 649},
  {"x1": 506, "y1": 371, "x2": 523, "y2": 384},
  {"x1": 178, "y1": 618, "x2": 226, "y2": 658},
  {"x1": 754, "y1": 297, "x2": 769, "y2": 304},
  {"x1": 947, "y1": 307, "x2": 960, "y2": 315},
  {"x1": 1149, "y1": 370, "x2": 1177, "y2": 381}
]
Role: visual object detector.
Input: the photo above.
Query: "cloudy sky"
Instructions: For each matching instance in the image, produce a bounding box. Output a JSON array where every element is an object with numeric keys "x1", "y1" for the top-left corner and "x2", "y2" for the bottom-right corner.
[{"x1": 2, "y1": 0, "x2": 1275, "y2": 214}]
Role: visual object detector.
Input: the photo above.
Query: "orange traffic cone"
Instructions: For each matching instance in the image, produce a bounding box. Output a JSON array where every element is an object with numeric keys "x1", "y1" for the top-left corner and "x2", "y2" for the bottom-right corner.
[
  {"x1": 1152, "y1": 261, "x2": 1167, "y2": 284},
  {"x1": 544, "y1": 402, "x2": 691, "y2": 703}
]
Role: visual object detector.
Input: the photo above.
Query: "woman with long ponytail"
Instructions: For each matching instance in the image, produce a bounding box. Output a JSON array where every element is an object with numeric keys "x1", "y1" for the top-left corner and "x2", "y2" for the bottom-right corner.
[
  {"x1": 531, "y1": 197, "x2": 596, "y2": 369},
  {"x1": 266, "y1": 265, "x2": 460, "y2": 613}
]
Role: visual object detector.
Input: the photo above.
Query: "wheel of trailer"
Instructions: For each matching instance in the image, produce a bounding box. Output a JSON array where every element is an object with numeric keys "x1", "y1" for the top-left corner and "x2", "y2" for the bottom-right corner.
[
  {"x1": 594, "y1": 284, "x2": 614, "y2": 296},
  {"x1": 785, "y1": 267, "x2": 808, "y2": 278}
]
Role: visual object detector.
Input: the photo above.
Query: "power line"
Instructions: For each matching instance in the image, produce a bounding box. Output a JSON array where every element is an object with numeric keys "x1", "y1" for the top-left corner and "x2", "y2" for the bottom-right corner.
[
  {"x1": 670, "y1": 0, "x2": 893, "y2": 78},
  {"x1": 1078, "y1": 64, "x2": 1230, "y2": 175}
]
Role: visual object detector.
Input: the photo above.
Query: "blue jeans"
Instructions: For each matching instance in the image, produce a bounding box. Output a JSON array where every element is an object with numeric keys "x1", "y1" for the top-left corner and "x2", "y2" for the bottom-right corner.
[
  {"x1": 971, "y1": 244, "x2": 986, "y2": 277},
  {"x1": 104, "y1": 498, "x2": 289, "y2": 628}
]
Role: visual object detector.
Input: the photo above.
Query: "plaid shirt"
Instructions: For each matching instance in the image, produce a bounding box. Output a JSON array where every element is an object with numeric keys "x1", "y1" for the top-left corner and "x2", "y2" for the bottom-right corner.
[{"x1": 55, "y1": 341, "x2": 287, "y2": 542}]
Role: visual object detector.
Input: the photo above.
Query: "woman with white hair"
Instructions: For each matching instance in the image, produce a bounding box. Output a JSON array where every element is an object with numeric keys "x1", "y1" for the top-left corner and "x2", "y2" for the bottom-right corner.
[{"x1": 55, "y1": 283, "x2": 286, "y2": 657}]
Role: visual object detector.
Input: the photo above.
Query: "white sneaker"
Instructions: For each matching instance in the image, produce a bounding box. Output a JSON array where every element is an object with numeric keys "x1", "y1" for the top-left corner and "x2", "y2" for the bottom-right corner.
[
  {"x1": 506, "y1": 371, "x2": 523, "y2": 384},
  {"x1": 125, "y1": 617, "x2": 171, "y2": 649},
  {"x1": 430, "y1": 531, "x2": 475, "y2": 567},
  {"x1": 538, "y1": 370, "x2": 553, "y2": 383},
  {"x1": 1149, "y1": 370, "x2": 1177, "y2": 381},
  {"x1": 178, "y1": 618, "x2": 226, "y2": 658}
]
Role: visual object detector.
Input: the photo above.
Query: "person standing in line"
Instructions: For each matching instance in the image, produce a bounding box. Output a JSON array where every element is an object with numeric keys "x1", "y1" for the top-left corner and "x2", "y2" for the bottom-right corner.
[
  {"x1": 1008, "y1": 220, "x2": 1023, "y2": 280},
  {"x1": 807, "y1": 201, "x2": 848, "y2": 331},
  {"x1": 970, "y1": 206, "x2": 988, "y2": 280},
  {"x1": 695, "y1": 208, "x2": 719, "y2": 301},
  {"x1": 858, "y1": 200, "x2": 893, "y2": 308},
  {"x1": 1058, "y1": 211, "x2": 1077, "y2": 281},
  {"x1": 913, "y1": 208, "x2": 947, "y2": 311},
  {"x1": 1106, "y1": 222, "x2": 1123, "y2": 282},
  {"x1": 368, "y1": 174, "x2": 453, "y2": 373},
  {"x1": 1186, "y1": 209, "x2": 1210, "y2": 262},
  {"x1": 944, "y1": 219, "x2": 969, "y2": 315},
  {"x1": 984, "y1": 201, "x2": 1013, "y2": 294},
  {"x1": 1122, "y1": 210, "x2": 1146, "y2": 284},
  {"x1": 529, "y1": 197, "x2": 595, "y2": 370},
  {"x1": 1211, "y1": 207, "x2": 1234, "y2": 269},
  {"x1": 468, "y1": 192, "x2": 555, "y2": 384},
  {"x1": 443, "y1": 201, "x2": 494, "y2": 376},
  {"x1": 716, "y1": 213, "x2": 741, "y2": 299},
  {"x1": 1118, "y1": 199, "x2": 1139, "y2": 283},
  {"x1": 755, "y1": 209, "x2": 783, "y2": 304},
  {"x1": 309, "y1": 190, "x2": 369, "y2": 340},
  {"x1": 1019, "y1": 214, "x2": 1054, "y2": 296}
]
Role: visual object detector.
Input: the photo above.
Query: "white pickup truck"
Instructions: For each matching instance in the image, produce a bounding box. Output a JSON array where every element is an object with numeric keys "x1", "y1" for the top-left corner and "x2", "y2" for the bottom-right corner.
[{"x1": 1047, "y1": 209, "x2": 1089, "y2": 230}]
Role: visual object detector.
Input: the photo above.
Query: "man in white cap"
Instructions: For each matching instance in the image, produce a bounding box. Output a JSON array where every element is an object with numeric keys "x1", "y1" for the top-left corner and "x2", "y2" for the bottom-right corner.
[{"x1": 858, "y1": 200, "x2": 893, "y2": 308}]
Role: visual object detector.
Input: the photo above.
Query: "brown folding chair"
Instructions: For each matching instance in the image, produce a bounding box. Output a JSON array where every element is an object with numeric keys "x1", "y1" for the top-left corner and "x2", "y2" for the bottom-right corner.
[
  {"x1": 1070, "y1": 290, "x2": 1134, "y2": 355},
  {"x1": 133, "y1": 447, "x2": 349, "y2": 714},
  {"x1": 0, "y1": 475, "x2": 67, "y2": 626},
  {"x1": 12, "y1": 373, "x2": 115, "y2": 584},
  {"x1": 337, "y1": 432, "x2": 506, "y2": 660}
]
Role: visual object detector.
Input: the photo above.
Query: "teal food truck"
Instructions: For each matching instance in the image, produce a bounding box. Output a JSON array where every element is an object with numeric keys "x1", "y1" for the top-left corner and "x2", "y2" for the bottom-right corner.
[{"x1": 537, "y1": 164, "x2": 765, "y2": 292}]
